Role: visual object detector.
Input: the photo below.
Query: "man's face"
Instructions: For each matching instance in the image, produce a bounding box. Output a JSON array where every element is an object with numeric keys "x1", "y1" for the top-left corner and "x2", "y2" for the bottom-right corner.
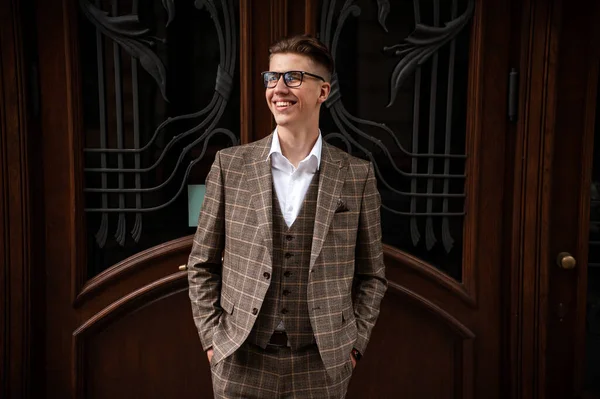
[{"x1": 265, "y1": 53, "x2": 330, "y2": 131}]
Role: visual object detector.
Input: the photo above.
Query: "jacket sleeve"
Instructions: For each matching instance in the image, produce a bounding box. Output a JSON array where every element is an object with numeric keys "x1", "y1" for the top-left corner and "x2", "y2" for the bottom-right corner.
[
  {"x1": 353, "y1": 162, "x2": 387, "y2": 355},
  {"x1": 187, "y1": 151, "x2": 225, "y2": 351}
]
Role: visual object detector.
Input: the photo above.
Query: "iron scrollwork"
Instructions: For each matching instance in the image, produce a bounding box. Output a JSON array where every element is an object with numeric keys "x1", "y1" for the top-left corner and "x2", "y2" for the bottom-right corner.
[
  {"x1": 383, "y1": 0, "x2": 475, "y2": 107},
  {"x1": 79, "y1": 0, "x2": 238, "y2": 247},
  {"x1": 79, "y1": 0, "x2": 170, "y2": 101},
  {"x1": 320, "y1": 0, "x2": 474, "y2": 253}
]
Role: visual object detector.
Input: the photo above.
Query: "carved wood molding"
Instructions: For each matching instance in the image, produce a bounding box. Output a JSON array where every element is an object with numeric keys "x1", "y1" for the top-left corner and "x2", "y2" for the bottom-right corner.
[
  {"x1": 507, "y1": 0, "x2": 563, "y2": 397},
  {"x1": 0, "y1": 0, "x2": 40, "y2": 396},
  {"x1": 239, "y1": 0, "x2": 253, "y2": 144},
  {"x1": 387, "y1": 281, "x2": 475, "y2": 339},
  {"x1": 384, "y1": 244, "x2": 476, "y2": 307},
  {"x1": 462, "y1": 0, "x2": 484, "y2": 308},
  {"x1": 75, "y1": 235, "x2": 193, "y2": 305},
  {"x1": 73, "y1": 272, "x2": 188, "y2": 337},
  {"x1": 240, "y1": 0, "x2": 316, "y2": 143},
  {"x1": 270, "y1": 0, "x2": 288, "y2": 44}
]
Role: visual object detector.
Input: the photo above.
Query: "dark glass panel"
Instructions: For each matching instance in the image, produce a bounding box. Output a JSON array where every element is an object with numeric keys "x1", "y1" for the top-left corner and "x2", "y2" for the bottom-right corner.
[
  {"x1": 319, "y1": 0, "x2": 473, "y2": 280},
  {"x1": 78, "y1": 0, "x2": 240, "y2": 277}
]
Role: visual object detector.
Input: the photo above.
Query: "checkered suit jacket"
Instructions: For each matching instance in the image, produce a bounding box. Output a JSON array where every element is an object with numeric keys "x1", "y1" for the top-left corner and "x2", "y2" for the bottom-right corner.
[{"x1": 187, "y1": 133, "x2": 387, "y2": 380}]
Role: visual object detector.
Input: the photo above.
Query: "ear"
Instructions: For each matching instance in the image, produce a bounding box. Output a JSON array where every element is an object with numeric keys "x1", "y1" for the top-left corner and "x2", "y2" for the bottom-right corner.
[{"x1": 317, "y1": 82, "x2": 331, "y2": 104}]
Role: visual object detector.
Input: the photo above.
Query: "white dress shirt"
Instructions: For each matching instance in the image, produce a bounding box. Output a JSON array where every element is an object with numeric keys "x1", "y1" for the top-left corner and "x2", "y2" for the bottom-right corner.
[{"x1": 267, "y1": 130, "x2": 322, "y2": 228}]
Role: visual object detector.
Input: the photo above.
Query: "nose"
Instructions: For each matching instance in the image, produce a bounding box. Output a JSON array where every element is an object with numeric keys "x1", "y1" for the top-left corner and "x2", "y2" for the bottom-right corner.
[{"x1": 272, "y1": 75, "x2": 289, "y2": 93}]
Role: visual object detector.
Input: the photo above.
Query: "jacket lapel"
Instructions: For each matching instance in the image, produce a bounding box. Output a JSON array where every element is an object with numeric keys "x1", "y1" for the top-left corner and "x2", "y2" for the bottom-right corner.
[
  {"x1": 244, "y1": 135, "x2": 274, "y2": 262},
  {"x1": 310, "y1": 142, "x2": 348, "y2": 272}
]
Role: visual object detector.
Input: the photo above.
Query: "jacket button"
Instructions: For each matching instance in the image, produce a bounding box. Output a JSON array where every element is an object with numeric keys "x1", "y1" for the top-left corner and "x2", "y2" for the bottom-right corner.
[
  {"x1": 284, "y1": 271, "x2": 291, "y2": 277},
  {"x1": 252, "y1": 308, "x2": 258, "y2": 315},
  {"x1": 281, "y1": 308, "x2": 288, "y2": 314},
  {"x1": 263, "y1": 272, "x2": 270, "y2": 279},
  {"x1": 284, "y1": 252, "x2": 293, "y2": 259}
]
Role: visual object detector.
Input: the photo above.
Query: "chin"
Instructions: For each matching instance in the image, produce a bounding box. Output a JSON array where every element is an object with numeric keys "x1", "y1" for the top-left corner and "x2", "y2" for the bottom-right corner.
[{"x1": 273, "y1": 115, "x2": 297, "y2": 127}]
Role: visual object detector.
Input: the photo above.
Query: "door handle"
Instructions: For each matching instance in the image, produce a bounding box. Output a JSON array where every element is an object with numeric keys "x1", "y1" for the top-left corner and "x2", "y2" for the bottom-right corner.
[{"x1": 556, "y1": 252, "x2": 577, "y2": 269}]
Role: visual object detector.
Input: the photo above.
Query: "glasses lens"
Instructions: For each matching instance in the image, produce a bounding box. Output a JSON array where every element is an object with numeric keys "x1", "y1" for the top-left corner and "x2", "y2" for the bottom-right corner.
[
  {"x1": 263, "y1": 72, "x2": 279, "y2": 88},
  {"x1": 284, "y1": 72, "x2": 303, "y2": 87}
]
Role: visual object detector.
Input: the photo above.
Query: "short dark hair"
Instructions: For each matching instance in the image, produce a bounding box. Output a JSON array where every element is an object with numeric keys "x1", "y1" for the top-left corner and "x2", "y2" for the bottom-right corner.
[{"x1": 268, "y1": 34, "x2": 334, "y2": 81}]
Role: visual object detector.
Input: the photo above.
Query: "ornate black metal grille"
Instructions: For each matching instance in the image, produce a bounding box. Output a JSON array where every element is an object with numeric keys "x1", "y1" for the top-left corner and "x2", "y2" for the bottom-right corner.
[
  {"x1": 79, "y1": 0, "x2": 239, "y2": 276},
  {"x1": 319, "y1": 0, "x2": 473, "y2": 280}
]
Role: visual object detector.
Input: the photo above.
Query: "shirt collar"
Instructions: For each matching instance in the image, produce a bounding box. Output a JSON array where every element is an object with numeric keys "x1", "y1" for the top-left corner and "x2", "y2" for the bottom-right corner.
[{"x1": 267, "y1": 128, "x2": 322, "y2": 170}]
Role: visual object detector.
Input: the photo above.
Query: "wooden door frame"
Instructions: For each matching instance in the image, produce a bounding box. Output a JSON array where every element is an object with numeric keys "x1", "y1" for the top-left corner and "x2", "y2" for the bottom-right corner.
[
  {"x1": 507, "y1": 0, "x2": 600, "y2": 397},
  {"x1": 0, "y1": 0, "x2": 44, "y2": 397},
  {"x1": 506, "y1": 0, "x2": 558, "y2": 396}
]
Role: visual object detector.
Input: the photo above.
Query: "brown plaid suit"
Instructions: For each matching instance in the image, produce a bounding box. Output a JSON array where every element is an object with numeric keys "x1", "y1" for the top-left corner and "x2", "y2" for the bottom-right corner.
[{"x1": 187, "y1": 134, "x2": 387, "y2": 395}]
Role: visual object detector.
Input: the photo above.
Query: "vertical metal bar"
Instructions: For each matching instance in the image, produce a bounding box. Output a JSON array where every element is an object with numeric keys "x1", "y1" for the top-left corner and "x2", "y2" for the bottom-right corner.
[
  {"x1": 320, "y1": 0, "x2": 329, "y2": 39},
  {"x1": 228, "y1": 0, "x2": 237, "y2": 75},
  {"x1": 131, "y1": 0, "x2": 142, "y2": 242},
  {"x1": 94, "y1": 0, "x2": 109, "y2": 249},
  {"x1": 221, "y1": 0, "x2": 232, "y2": 71},
  {"x1": 410, "y1": 0, "x2": 422, "y2": 246},
  {"x1": 425, "y1": 0, "x2": 440, "y2": 250},
  {"x1": 508, "y1": 68, "x2": 519, "y2": 122},
  {"x1": 442, "y1": 0, "x2": 458, "y2": 253},
  {"x1": 322, "y1": 0, "x2": 336, "y2": 45},
  {"x1": 112, "y1": 0, "x2": 126, "y2": 245}
]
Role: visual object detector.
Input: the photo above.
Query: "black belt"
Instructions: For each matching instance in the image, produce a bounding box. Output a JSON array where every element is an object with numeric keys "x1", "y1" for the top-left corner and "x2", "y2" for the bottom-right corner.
[{"x1": 267, "y1": 331, "x2": 289, "y2": 347}]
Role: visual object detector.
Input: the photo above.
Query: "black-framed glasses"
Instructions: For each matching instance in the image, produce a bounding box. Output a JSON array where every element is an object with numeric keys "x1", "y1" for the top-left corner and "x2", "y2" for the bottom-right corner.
[{"x1": 261, "y1": 71, "x2": 326, "y2": 88}]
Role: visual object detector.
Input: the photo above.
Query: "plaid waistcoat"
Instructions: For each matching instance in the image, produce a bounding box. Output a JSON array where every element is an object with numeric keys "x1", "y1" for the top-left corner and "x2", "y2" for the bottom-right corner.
[{"x1": 245, "y1": 172, "x2": 320, "y2": 350}]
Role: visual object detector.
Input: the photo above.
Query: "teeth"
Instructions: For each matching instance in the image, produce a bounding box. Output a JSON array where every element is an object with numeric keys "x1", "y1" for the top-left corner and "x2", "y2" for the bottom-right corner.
[{"x1": 275, "y1": 101, "x2": 293, "y2": 107}]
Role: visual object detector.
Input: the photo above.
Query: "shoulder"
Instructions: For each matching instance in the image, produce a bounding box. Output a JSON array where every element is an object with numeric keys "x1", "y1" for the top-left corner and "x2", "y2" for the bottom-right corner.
[
  {"x1": 324, "y1": 142, "x2": 372, "y2": 174},
  {"x1": 216, "y1": 135, "x2": 271, "y2": 167}
]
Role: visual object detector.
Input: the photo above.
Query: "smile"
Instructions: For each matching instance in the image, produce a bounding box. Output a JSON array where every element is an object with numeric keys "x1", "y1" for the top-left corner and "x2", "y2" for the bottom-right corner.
[{"x1": 274, "y1": 101, "x2": 296, "y2": 108}]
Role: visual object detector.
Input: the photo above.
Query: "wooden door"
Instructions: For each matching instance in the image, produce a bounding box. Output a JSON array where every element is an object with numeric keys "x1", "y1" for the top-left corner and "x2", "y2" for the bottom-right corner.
[
  {"x1": 530, "y1": 0, "x2": 600, "y2": 398},
  {"x1": 321, "y1": 0, "x2": 512, "y2": 397},
  {"x1": 31, "y1": 0, "x2": 515, "y2": 397}
]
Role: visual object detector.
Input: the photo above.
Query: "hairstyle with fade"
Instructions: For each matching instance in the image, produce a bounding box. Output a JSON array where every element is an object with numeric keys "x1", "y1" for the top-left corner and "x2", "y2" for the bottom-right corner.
[{"x1": 268, "y1": 34, "x2": 335, "y2": 81}]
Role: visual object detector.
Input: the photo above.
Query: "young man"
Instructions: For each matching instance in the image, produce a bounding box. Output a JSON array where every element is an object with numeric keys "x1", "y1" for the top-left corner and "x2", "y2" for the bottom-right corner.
[{"x1": 187, "y1": 34, "x2": 387, "y2": 398}]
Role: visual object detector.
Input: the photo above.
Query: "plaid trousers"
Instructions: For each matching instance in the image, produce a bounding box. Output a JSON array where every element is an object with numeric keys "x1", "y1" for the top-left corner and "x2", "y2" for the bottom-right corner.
[{"x1": 210, "y1": 343, "x2": 354, "y2": 398}]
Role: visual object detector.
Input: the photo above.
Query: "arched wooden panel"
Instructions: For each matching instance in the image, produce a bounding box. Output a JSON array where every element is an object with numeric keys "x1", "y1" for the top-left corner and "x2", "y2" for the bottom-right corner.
[
  {"x1": 347, "y1": 281, "x2": 474, "y2": 399},
  {"x1": 73, "y1": 273, "x2": 211, "y2": 398}
]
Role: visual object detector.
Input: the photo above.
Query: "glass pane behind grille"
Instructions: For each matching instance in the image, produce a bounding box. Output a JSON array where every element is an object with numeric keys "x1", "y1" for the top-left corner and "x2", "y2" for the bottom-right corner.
[
  {"x1": 79, "y1": 0, "x2": 239, "y2": 277},
  {"x1": 319, "y1": 0, "x2": 473, "y2": 280}
]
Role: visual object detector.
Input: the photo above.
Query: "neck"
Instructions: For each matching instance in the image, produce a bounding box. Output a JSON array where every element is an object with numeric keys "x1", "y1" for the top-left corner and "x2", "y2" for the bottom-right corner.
[{"x1": 276, "y1": 125, "x2": 319, "y2": 168}]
